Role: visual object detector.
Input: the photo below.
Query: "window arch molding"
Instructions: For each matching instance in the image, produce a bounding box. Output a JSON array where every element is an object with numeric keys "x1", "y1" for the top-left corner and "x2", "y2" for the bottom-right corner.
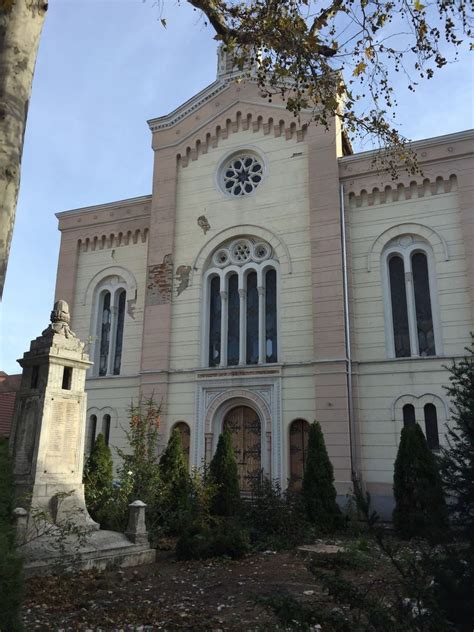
[
  {"x1": 82, "y1": 265, "x2": 137, "y2": 307},
  {"x1": 391, "y1": 392, "x2": 448, "y2": 448},
  {"x1": 368, "y1": 222, "x2": 449, "y2": 272},
  {"x1": 201, "y1": 238, "x2": 280, "y2": 368},
  {"x1": 191, "y1": 224, "x2": 292, "y2": 283},
  {"x1": 381, "y1": 235, "x2": 443, "y2": 358}
]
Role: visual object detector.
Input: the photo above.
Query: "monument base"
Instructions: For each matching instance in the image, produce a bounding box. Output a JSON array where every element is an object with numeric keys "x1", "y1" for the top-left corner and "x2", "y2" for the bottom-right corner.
[{"x1": 20, "y1": 529, "x2": 156, "y2": 577}]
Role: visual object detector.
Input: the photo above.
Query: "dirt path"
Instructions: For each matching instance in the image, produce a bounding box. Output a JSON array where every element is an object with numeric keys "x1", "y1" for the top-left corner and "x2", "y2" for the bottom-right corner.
[{"x1": 23, "y1": 551, "x2": 321, "y2": 631}]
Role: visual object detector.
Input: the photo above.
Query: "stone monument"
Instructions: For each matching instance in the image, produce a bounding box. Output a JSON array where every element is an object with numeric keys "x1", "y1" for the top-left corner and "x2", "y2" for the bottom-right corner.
[
  {"x1": 10, "y1": 299, "x2": 97, "y2": 530},
  {"x1": 10, "y1": 300, "x2": 156, "y2": 574}
]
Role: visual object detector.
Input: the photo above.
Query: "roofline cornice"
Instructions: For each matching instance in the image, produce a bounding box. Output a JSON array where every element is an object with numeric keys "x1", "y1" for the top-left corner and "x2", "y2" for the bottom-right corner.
[
  {"x1": 339, "y1": 129, "x2": 474, "y2": 165},
  {"x1": 55, "y1": 194, "x2": 152, "y2": 219}
]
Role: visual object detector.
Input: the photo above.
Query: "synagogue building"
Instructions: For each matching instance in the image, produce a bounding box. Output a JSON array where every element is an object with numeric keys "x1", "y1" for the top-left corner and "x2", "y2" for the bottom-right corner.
[{"x1": 53, "y1": 49, "x2": 474, "y2": 514}]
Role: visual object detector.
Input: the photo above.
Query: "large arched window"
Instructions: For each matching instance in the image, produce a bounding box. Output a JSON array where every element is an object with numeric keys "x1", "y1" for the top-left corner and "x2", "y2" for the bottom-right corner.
[
  {"x1": 94, "y1": 283, "x2": 127, "y2": 376},
  {"x1": 204, "y1": 238, "x2": 279, "y2": 367},
  {"x1": 383, "y1": 235, "x2": 440, "y2": 358}
]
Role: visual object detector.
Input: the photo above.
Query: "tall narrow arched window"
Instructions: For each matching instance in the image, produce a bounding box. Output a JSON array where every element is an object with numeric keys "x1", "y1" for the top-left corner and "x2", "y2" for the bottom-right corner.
[
  {"x1": 174, "y1": 421, "x2": 191, "y2": 469},
  {"x1": 94, "y1": 284, "x2": 127, "y2": 377},
  {"x1": 383, "y1": 236, "x2": 440, "y2": 358},
  {"x1": 86, "y1": 414, "x2": 97, "y2": 454},
  {"x1": 412, "y1": 253, "x2": 435, "y2": 356},
  {"x1": 389, "y1": 256, "x2": 410, "y2": 358},
  {"x1": 227, "y1": 274, "x2": 240, "y2": 366},
  {"x1": 113, "y1": 290, "x2": 126, "y2": 375},
  {"x1": 209, "y1": 276, "x2": 222, "y2": 367},
  {"x1": 205, "y1": 238, "x2": 279, "y2": 368},
  {"x1": 246, "y1": 271, "x2": 259, "y2": 365},
  {"x1": 265, "y1": 268, "x2": 278, "y2": 363},
  {"x1": 424, "y1": 404, "x2": 439, "y2": 450},
  {"x1": 289, "y1": 419, "x2": 310, "y2": 490},
  {"x1": 102, "y1": 414, "x2": 111, "y2": 446},
  {"x1": 402, "y1": 404, "x2": 416, "y2": 427},
  {"x1": 99, "y1": 292, "x2": 111, "y2": 376}
]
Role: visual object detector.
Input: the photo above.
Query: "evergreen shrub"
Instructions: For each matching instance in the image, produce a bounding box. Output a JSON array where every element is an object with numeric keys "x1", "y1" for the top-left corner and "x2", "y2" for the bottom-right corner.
[
  {"x1": 302, "y1": 421, "x2": 341, "y2": 532},
  {"x1": 208, "y1": 429, "x2": 240, "y2": 516},
  {"x1": 441, "y1": 338, "x2": 474, "y2": 541},
  {"x1": 158, "y1": 428, "x2": 191, "y2": 534},
  {"x1": 175, "y1": 518, "x2": 249, "y2": 560},
  {"x1": 83, "y1": 433, "x2": 113, "y2": 527},
  {"x1": 393, "y1": 422, "x2": 447, "y2": 541},
  {"x1": 0, "y1": 439, "x2": 23, "y2": 631}
]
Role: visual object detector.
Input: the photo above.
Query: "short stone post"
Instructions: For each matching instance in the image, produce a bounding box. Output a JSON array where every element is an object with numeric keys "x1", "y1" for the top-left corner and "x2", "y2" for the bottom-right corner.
[
  {"x1": 125, "y1": 500, "x2": 149, "y2": 545},
  {"x1": 13, "y1": 507, "x2": 28, "y2": 545}
]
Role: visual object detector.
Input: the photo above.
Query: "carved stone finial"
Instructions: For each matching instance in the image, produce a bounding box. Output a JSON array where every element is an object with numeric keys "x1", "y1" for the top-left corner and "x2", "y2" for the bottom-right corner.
[
  {"x1": 51, "y1": 300, "x2": 71, "y2": 325},
  {"x1": 42, "y1": 299, "x2": 76, "y2": 339}
]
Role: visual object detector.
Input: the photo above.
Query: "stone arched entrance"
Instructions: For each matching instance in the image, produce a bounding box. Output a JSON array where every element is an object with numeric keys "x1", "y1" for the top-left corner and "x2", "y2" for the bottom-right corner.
[{"x1": 223, "y1": 405, "x2": 262, "y2": 492}]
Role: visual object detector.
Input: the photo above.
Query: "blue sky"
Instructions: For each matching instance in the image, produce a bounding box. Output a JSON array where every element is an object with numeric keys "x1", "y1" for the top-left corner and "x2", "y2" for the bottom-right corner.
[{"x1": 1, "y1": 0, "x2": 473, "y2": 374}]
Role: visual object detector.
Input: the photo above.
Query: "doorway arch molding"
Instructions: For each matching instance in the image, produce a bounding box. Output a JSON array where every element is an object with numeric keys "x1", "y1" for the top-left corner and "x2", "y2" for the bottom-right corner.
[{"x1": 205, "y1": 390, "x2": 272, "y2": 479}]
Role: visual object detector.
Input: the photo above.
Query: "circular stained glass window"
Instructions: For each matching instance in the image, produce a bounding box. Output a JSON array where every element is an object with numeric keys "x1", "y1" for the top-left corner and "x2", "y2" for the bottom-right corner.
[{"x1": 222, "y1": 154, "x2": 263, "y2": 196}]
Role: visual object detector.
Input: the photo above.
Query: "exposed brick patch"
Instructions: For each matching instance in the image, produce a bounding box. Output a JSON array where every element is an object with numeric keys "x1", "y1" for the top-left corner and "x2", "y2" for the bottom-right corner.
[{"x1": 146, "y1": 254, "x2": 173, "y2": 305}]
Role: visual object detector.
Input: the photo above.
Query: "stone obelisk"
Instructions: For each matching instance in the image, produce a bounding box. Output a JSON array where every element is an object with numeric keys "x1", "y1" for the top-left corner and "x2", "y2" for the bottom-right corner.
[{"x1": 10, "y1": 300, "x2": 98, "y2": 531}]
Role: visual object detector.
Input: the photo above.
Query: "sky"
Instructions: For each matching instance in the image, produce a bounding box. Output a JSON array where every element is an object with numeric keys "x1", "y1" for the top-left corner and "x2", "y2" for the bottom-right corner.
[{"x1": 1, "y1": 0, "x2": 473, "y2": 374}]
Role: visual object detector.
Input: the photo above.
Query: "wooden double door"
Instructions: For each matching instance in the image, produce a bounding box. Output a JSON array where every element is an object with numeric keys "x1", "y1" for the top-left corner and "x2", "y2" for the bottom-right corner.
[{"x1": 223, "y1": 406, "x2": 262, "y2": 492}]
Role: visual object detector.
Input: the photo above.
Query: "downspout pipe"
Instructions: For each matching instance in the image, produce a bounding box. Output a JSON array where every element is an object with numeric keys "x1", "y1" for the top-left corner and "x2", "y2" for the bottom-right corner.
[{"x1": 339, "y1": 183, "x2": 358, "y2": 483}]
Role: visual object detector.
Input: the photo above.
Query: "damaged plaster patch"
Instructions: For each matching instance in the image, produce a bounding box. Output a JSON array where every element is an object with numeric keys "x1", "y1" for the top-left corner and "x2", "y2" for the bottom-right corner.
[
  {"x1": 146, "y1": 254, "x2": 173, "y2": 305},
  {"x1": 175, "y1": 265, "x2": 191, "y2": 296},
  {"x1": 197, "y1": 215, "x2": 210, "y2": 234}
]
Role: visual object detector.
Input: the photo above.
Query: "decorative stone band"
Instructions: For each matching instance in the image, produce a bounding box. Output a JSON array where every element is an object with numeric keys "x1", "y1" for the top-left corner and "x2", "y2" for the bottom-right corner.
[{"x1": 348, "y1": 174, "x2": 457, "y2": 209}]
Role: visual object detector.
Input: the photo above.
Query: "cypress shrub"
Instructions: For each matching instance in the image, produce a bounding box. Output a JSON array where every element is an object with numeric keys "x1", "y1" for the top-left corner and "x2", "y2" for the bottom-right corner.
[
  {"x1": 393, "y1": 422, "x2": 447, "y2": 540},
  {"x1": 159, "y1": 428, "x2": 188, "y2": 488},
  {"x1": 83, "y1": 433, "x2": 113, "y2": 526},
  {"x1": 302, "y1": 421, "x2": 341, "y2": 531},
  {"x1": 0, "y1": 439, "x2": 23, "y2": 631},
  {"x1": 159, "y1": 429, "x2": 191, "y2": 533},
  {"x1": 209, "y1": 429, "x2": 240, "y2": 516}
]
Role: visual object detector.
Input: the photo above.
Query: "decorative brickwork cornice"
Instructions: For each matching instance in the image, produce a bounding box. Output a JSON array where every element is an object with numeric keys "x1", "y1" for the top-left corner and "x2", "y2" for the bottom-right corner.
[
  {"x1": 176, "y1": 110, "x2": 307, "y2": 168},
  {"x1": 347, "y1": 174, "x2": 457, "y2": 209}
]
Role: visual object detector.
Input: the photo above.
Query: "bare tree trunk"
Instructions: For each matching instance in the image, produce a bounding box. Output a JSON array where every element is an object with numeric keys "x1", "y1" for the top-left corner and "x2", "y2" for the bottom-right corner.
[{"x1": 0, "y1": 0, "x2": 46, "y2": 298}]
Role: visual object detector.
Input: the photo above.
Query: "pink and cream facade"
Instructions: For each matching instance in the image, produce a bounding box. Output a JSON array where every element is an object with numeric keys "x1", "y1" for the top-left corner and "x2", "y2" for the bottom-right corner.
[{"x1": 54, "y1": 54, "x2": 474, "y2": 514}]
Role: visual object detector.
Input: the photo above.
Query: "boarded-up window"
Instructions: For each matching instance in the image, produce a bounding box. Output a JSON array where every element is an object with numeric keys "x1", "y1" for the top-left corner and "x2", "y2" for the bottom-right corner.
[
  {"x1": 289, "y1": 419, "x2": 310, "y2": 490},
  {"x1": 174, "y1": 421, "x2": 191, "y2": 469}
]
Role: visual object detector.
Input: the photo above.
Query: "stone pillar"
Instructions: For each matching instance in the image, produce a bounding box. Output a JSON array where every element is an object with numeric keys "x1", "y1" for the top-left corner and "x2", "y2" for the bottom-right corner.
[
  {"x1": 9, "y1": 300, "x2": 98, "y2": 532},
  {"x1": 125, "y1": 500, "x2": 149, "y2": 545}
]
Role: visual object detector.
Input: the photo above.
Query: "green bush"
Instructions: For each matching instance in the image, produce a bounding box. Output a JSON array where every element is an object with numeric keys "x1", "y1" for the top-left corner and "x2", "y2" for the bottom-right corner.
[
  {"x1": 393, "y1": 422, "x2": 447, "y2": 541},
  {"x1": 83, "y1": 433, "x2": 114, "y2": 527},
  {"x1": 114, "y1": 398, "x2": 163, "y2": 538},
  {"x1": 441, "y1": 338, "x2": 474, "y2": 543},
  {"x1": 209, "y1": 429, "x2": 240, "y2": 516},
  {"x1": 158, "y1": 429, "x2": 191, "y2": 535},
  {"x1": 245, "y1": 477, "x2": 308, "y2": 550},
  {"x1": 176, "y1": 518, "x2": 249, "y2": 560},
  {"x1": 302, "y1": 421, "x2": 341, "y2": 532},
  {"x1": 0, "y1": 439, "x2": 23, "y2": 631}
]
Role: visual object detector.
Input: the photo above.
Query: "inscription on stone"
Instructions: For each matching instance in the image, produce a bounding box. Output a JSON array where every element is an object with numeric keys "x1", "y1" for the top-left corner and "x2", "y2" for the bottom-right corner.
[{"x1": 47, "y1": 399, "x2": 80, "y2": 469}]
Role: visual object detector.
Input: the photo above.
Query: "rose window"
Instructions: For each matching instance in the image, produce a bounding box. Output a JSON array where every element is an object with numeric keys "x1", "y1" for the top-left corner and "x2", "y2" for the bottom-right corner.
[
  {"x1": 231, "y1": 240, "x2": 252, "y2": 263},
  {"x1": 222, "y1": 154, "x2": 263, "y2": 196}
]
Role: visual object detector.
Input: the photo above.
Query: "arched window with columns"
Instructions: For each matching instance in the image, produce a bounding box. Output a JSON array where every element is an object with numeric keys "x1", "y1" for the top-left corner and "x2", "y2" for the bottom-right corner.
[
  {"x1": 92, "y1": 278, "x2": 128, "y2": 376},
  {"x1": 382, "y1": 235, "x2": 441, "y2": 358},
  {"x1": 203, "y1": 237, "x2": 279, "y2": 368}
]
